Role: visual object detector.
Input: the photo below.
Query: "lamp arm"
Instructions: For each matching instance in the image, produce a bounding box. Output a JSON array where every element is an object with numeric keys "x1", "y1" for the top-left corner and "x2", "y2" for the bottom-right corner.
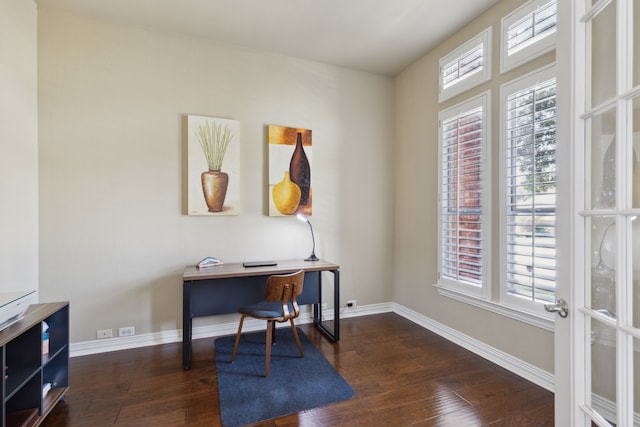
[
  {"x1": 304, "y1": 219, "x2": 319, "y2": 261},
  {"x1": 307, "y1": 220, "x2": 316, "y2": 253}
]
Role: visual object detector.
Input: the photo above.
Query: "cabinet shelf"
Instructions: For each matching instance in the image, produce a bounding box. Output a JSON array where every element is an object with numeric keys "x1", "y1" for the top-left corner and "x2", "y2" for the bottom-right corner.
[
  {"x1": 5, "y1": 408, "x2": 38, "y2": 427},
  {"x1": 0, "y1": 302, "x2": 69, "y2": 427},
  {"x1": 42, "y1": 344, "x2": 65, "y2": 367},
  {"x1": 41, "y1": 387, "x2": 68, "y2": 421},
  {"x1": 4, "y1": 368, "x2": 40, "y2": 401}
]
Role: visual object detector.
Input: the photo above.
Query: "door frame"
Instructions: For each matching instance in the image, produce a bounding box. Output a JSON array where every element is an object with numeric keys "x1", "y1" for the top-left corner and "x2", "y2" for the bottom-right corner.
[{"x1": 555, "y1": 0, "x2": 588, "y2": 425}]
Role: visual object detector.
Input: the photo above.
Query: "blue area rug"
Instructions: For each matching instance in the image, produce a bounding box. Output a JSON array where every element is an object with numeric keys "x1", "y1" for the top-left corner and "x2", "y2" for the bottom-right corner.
[{"x1": 214, "y1": 327, "x2": 354, "y2": 427}]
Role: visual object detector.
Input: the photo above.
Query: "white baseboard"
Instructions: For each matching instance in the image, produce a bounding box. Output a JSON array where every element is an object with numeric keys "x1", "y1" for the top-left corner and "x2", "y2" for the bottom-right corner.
[
  {"x1": 70, "y1": 302, "x2": 554, "y2": 393},
  {"x1": 391, "y1": 303, "x2": 555, "y2": 392},
  {"x1": 70, "y1": 304, "x2": 393, "y2": 357}
]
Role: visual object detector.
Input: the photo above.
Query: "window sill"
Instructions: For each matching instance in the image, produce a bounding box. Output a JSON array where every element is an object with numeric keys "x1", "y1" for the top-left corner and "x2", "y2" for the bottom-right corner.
[{"x1": 434, "y1": 284, "x2": 554, "y2": 332}]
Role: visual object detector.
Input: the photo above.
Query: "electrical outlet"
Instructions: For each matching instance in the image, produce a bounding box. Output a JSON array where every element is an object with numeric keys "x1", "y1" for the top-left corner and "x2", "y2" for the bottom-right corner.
[
  {"x1": 119, "y1": 326, "x2": 135, "y2": 337},
  {"x1": 97, "y1": 329, "x2": 113, "y2": 339},
  {"x1": 346, "y1": 300, "x2": 357, "y2": 309}
]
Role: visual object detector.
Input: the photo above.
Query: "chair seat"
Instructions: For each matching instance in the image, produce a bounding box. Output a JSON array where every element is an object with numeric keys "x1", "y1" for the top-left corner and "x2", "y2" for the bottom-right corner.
[{"x1": 239, "y1": 301, "x2": 294, "y2": 319}]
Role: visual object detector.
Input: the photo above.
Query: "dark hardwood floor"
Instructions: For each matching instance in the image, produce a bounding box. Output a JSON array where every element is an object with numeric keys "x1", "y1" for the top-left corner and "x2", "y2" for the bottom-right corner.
[{"x1": 41, "y1": 313, "x2": 553, "y2": 426}]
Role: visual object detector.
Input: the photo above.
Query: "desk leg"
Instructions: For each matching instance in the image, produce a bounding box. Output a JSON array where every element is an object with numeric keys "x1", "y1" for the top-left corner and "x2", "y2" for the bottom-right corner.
[
  {"x1": 316, "y1": 271, "x2": 322, "y2": 325},
  {"x1": 313, "y1": 298, "x2": 319, "y2": 323},
  {"x1": 313, "y1": 269, "x2": 340, "y2": 342},
  {"x1": 333, "y1": 269, "x2": 340, "y2": 340},
  {"x1": 182, "y1": 281, "x2": 192, "y2": 370}
]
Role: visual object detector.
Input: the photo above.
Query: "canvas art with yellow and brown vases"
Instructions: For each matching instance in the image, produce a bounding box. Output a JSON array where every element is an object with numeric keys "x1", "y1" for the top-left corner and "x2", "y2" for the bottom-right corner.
[
  {"x1": 268, "y1": 125, "x2": 312, "y2": 217},
  {"x1": 187, "y1": 115, "x2": 240, "y2": 215}
]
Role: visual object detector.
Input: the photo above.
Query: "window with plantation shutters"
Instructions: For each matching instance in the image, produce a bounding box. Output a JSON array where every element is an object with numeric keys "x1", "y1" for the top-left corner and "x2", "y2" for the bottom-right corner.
[
  {"x1": 439, "y1": 28, "x2": 492, "y2": 103},
  {"x1": 439, "y1": 93, "x2": 490, "y2": 296},
  {"x1": 501, "y1": 0, "x2": 557, "y2": 73},
  {"x1": 501, "y1": 65, "x2": 556, "y2": 310},
  {"x1": 435, "y1": 2, "x2": 558, "y2": 328},
  {"x1": 441, "y1": 44, "x2": 483, "y2": 90}
]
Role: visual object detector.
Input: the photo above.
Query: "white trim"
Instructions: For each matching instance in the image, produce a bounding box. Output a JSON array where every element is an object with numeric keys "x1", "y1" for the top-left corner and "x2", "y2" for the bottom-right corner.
[
  {"x1": 500, "y1": 62, "x2": 556, "y2": 95},
  {"x1": 70, "y1": 302, "x2": 554, "y2": 395},
  {"x1": 70, "y1": 303, "x2": 394, "y2": 357},
  {"x1": 580, "y1": 0, "x2": 613, "y2": 24},
  {"x1": 590, "y1": 392, "x2": 640, "y2": 426},
  {"x1": 435, "y1": 284, "x2": 554, "y2": 331},
  {"x1": 556, "y1": 0, "x2": 585, "y2": 425},
  {"x1": 392, "y1": 303, "x2": 555, "y2": 392},
  {"x1": 501, "y1": 0, "x2": 557, "y2": 73},
  {"x1": 71, "y1": 328, "x2": 184, "y2": 357},
  {"x1": 439, "y1": 27, "x2": 492, "y2": 103}
]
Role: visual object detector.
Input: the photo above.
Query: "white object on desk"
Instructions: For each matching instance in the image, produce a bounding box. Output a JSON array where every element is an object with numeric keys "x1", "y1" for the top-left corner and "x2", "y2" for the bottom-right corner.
[
  {"x1": 0, "y1": 290, "x2": 36, "y2": 331},
  {"x1": 198, "y1": 257, "x2": 223, "y2": 268}
]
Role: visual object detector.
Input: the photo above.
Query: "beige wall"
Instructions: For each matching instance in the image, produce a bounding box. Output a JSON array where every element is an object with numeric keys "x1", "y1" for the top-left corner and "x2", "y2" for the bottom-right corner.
[
  {"x1": 37, "y1": 7, "x2": 394, "y2": 342},
  {"x1": 393, "y1": 0, "x2": 555, "y2": 373},
  {"x1": 0, "y1": 0, "x2": 39, "y2": 294},
  {"x1": 37, "y1": 0, "x2": 556, "y2": 376}
]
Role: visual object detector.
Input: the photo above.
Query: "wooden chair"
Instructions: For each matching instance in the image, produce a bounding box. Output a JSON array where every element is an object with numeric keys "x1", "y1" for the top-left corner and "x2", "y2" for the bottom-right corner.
[{"x1": 230, "y1": 270, "x2": 305, "y2": 377}]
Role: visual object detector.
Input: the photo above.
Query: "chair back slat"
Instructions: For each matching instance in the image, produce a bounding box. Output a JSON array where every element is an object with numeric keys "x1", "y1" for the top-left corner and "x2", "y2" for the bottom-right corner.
[
  {"x1": 263, "y1": 279, "x2": 290, "y2": 303},
  {"x1": 263, "y1": 270, "x2": 304, "y2": 320}
]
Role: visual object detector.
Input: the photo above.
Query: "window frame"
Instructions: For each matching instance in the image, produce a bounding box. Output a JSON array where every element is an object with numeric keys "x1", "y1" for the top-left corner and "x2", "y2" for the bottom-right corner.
[
  {"x1": 500, "y1": 0, "x2": 557, "y2": 74},
  {"x1": 439, "y1": 27, "x2": 492, "y2": 103},
  {"x1": 499, "y1": 63, "x2": 557, "y2": 317},
  {"x1": 437, "y1": 91, "x2": 492, "y2": 299}
]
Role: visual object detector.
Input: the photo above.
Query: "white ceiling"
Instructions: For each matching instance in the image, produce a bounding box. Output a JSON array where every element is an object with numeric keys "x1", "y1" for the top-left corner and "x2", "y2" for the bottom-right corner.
[{"x1": 36, "y1": 0, "x2": 500, "y2": 76}]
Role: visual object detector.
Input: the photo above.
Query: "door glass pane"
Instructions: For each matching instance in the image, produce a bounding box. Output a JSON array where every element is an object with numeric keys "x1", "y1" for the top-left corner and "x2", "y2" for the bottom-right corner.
[
  {"x1": 588, "y1": 109, "x2": 617, "y2": 209},
  {"x1": 635, "y1": 338, "x2": 640, "y2": 423},
  {"x1": 590, "y1": 0, "x2": 617, "y2": 107},
  {"x1": 633, "y1": 216, "x2": 640, "y2": 328},
  {"x1": 590, "y1": 319, "x2": 617, "y2": 425},
  {"x1": 634, "y1": 1, "x2": 640, "y2": 87},
  {"x1": 591, "y1": 216, "x2": 617, "y2": 316},
  {"x1": 633, "y1": 97, "x2": 640, "y2": 209}
]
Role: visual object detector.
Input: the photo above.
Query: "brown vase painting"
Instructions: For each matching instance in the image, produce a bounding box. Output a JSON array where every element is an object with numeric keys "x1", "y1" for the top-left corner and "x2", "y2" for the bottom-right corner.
[
  {"x1": 201, "y1": 170, "x2": 229, "y2": 212},
  {"x1": 187, "y1": 115, "x2": 240, "y2": 215},
  {"x1": 268, "y1": 125, "x2": 313, "y2": 217},
  {"x1": 289, "y1": 132, "x2": 311, "y2": 205}
]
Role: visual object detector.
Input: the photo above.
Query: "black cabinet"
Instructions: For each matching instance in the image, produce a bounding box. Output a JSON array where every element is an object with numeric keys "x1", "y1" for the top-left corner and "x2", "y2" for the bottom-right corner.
[{"x1": 1, "y1": 302, "x2": 69, "y2": 426}]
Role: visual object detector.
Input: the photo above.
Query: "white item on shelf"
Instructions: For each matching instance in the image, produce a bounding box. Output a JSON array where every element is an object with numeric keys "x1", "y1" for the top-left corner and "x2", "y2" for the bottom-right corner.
[{"x1": 42, "y1": 382, "x2": 52, "y2": 397}]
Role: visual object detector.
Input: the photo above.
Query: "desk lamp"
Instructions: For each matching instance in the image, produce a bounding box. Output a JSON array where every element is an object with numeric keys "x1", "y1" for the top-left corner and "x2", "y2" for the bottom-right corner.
[{"x1": 297, "y1": 214, "x2": 319, "y2": 261}]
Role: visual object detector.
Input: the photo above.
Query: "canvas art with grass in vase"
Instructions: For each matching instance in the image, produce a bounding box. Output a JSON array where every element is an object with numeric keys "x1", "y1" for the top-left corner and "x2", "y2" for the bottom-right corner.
[
  {"x1": 187, "y1": 115, "x2": 240, "y2": 215},
  {"x1": 268, "y1": 125, "x2": 312, "y2": 217}
]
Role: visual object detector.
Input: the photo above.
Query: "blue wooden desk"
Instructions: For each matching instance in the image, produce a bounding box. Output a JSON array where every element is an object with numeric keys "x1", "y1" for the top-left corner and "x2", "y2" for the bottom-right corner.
[{"x1": 182, "y1": 259, "x2": 340, "y2": 369}]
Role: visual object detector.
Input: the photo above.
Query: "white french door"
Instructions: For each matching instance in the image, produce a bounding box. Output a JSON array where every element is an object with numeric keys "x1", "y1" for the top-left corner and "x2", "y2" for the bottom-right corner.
[{"x1": 555, "y1": 0, "x2": 640, "y2": 425}]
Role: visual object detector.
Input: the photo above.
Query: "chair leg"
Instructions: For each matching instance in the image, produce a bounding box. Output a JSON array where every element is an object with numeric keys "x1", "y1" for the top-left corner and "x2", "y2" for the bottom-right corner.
[
  {"x1": 231, "y1": 315, "x2": 246, "y2": 363},
  {"x1": 265, "y1": 320, "x2": 273, "y2": 377},
  {"x1": 289, "y1": 319, "x2": 304, "y2": 358}
]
